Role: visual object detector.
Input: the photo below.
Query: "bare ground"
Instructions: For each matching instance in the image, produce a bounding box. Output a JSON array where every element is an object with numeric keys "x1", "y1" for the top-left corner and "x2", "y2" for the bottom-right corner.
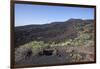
[{"x1": 15, "y1": 45, "x2": 95, "y2": 66}]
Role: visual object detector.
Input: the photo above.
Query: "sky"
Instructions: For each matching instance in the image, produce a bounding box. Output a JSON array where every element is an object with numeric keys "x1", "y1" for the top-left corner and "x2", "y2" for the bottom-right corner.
[{"x1": 15, "y1": 4, "x2": 94, "y2": 26}]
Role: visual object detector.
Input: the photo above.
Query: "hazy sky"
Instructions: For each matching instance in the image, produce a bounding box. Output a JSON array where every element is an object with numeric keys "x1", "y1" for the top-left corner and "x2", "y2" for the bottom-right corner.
[{"x1": 15, "y1": 4, "x2": 94, "y2": 26}]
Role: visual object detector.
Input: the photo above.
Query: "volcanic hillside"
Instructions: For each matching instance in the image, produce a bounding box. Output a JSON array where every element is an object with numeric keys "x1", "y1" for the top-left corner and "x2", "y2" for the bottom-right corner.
[{"x1": 15, "y1": 19, "x2": 94, "y2": 47}]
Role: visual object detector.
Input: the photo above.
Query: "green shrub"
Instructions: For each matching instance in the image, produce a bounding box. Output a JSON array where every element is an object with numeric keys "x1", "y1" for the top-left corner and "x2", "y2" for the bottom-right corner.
[{"x1": 71, "y1": 53, "x2": 82, "y2": 62}]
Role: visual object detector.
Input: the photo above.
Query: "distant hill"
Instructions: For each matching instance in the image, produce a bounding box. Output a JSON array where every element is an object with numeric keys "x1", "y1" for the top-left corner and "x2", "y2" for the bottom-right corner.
[{"x1": 15, "y1": 19, "x2": 94, "y2": 47}]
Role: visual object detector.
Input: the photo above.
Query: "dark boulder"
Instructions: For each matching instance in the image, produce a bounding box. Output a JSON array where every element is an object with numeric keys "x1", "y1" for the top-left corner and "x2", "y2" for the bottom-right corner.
[{"x1": 38, "y1": 49, "x2": 54, "y2": 56}]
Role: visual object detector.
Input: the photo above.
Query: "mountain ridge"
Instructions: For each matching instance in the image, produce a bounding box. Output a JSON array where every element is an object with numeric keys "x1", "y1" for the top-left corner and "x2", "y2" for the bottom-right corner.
[{"x1": 15, "y1": 18, "x2": 93, "y2": 28}]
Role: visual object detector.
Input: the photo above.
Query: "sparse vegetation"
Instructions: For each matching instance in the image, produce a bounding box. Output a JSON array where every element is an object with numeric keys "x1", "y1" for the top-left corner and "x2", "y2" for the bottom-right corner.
[{"x1": 15, "y1": 19, "x2": 95, "y2": 65}]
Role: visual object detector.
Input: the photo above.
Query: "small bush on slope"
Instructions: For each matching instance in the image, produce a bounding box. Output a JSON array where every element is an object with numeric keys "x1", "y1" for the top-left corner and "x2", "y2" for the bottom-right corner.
[{"x1": 15, "y1": 41, "x2": 51, "y2": 63}]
